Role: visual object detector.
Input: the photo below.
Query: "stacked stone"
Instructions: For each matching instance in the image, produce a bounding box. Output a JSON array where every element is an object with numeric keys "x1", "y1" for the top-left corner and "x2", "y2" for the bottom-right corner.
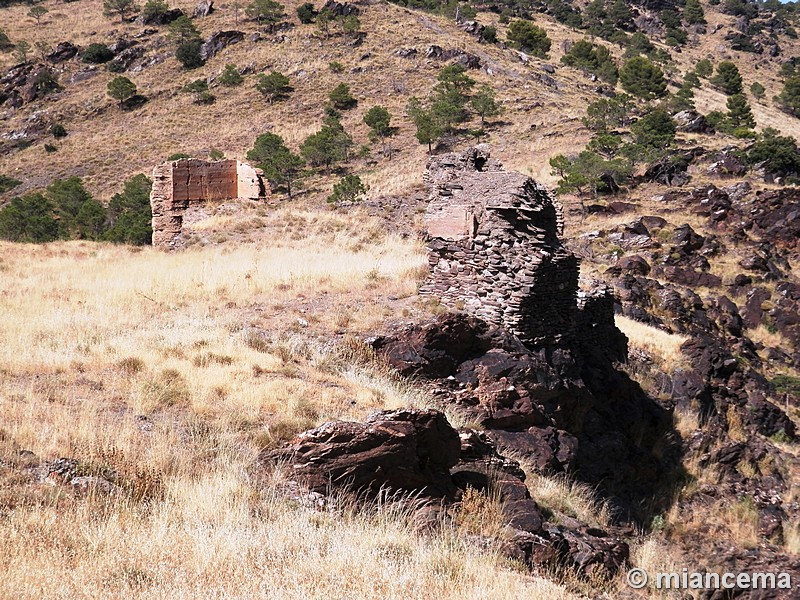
[{"x1": 420, "y1": 146, "x2": 580, "y2": 347}]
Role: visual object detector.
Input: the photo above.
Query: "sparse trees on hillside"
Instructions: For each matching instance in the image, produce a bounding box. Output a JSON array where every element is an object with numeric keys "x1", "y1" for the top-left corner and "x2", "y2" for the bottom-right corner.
[
  {"x1": 711, "y1": 61, "x2": 743, "y2": 95},
  {"x1": 407, "y1": 98, "x2": 442, "y2": 153},
  {"x1": 14, "y1": 40, "x2": 30, "y2": 63},
  {"x1": 103, "y1": 0, "x2": 138, "y2": 22},
  {"x1": 364, "y1": 105, "x2": 396, "y2": 157},
  {"x1": 619, "y1": 56, "x2": 667, "y2": 99},
  {"x1": 255, "y1": 71, "x2": 291, "y2": 102},
  {"x1": 582, "y1": 95, "x2": 634, "y2": 132},
  {"x1": 246, "y1": 132, "x2": 305, "y2": 198},
  {"x1": 107, "y1": 76, "x2": 138, "y2": 108},
  {"x1": 470, "y1": 85, "x2": 502, "y2": 127},
  {"x1": 507, "y1": 20, "x2": 551, "y2": 58}
]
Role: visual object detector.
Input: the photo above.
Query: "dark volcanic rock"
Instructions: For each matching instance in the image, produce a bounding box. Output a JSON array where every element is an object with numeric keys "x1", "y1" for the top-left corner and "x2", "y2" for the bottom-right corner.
[
  {"x1": 47, "y1": 42, "x2": 78, "y2": 63},
  {"x1": 266, "y1": 409, "x2": 461, "y2": 497}
]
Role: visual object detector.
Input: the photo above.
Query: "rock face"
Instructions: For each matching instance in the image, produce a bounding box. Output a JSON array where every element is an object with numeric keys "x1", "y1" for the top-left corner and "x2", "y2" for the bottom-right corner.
[
  {"x1": 420, "y1": 146, "x2": 583, "y2": 347},
  {"x1": 149, "y1": 159, "x2": 268, "y2": 247},
  {"x1": 269, "y1": 409, "x2": 461, "y2": 497},
  {"x1": 200, "y1": 31, "x2": 244, "y2": 61}
]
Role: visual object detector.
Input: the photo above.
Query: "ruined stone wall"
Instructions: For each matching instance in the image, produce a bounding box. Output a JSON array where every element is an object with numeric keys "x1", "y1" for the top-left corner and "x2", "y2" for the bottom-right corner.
[
  {"x1": 150, "y1": 158, "x2": 267, "y2": 247},
  {"x1": 420, "y1": 146, "x2": 621, "y2": 349}
]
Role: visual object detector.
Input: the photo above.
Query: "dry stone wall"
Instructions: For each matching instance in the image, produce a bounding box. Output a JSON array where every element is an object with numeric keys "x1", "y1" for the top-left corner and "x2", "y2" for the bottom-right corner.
[
  {"x1": 420, "y1": 146, "x2": 616, "y2": 348},
  {"x1": 150, "y1": 159, "x2": 267, "y2": 247}
]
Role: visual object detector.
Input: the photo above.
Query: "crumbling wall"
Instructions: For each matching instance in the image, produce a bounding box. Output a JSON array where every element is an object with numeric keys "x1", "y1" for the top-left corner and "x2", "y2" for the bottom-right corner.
[
  {"x1": 150, "y1": 158, "x2": 267, "y2": 247},
  {"x1": 420, "y1": 146, "x2": 619, "y2": 349}
]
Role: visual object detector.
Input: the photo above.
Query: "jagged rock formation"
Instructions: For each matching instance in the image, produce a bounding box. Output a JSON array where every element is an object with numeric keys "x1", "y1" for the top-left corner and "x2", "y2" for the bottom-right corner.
[{"x1": 149, "y1": 158, "x2": 267, "y2": 247}]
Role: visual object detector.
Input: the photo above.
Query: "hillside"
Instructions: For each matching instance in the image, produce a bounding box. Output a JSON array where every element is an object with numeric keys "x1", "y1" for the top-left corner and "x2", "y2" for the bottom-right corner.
[{"x1": 1, "y1": 0, "x2": 800, "y2": 598}]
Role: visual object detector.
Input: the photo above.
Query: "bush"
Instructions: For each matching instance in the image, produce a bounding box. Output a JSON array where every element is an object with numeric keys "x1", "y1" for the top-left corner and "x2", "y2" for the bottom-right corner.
[
  {"x1": 255, "y1": 71, "x2": 291, "y2": 102},
  {"x1": 51, "y1": 123, "x2": 67, "y2": 138},
  {"x1": 482, "y1": 25, "x2": 497, "y2": 44},
  {"x1": 327, "y1": 174, "x2": 368, "y2": 204},
  {"x1": 0, "y1": 193, "x2": 60, "y2": 243},
  {"x1": 630, "y1": 109, "x2": 676, "y2": 149},
  {"x1": 296, "y1": 2, "x2": 317, "y2": 23},
  {"x1": 219, "y1": 64, "x2": 243, "y2": 86},
  {"x1": 0, "y1": 175, "x2": 22, "y2": 193},
  {"x1": 750, "y1": 81, "x2": 766, "y2": 99},
  {"x1": 328, "y1": 61, "x2": 344, "y2": 73},
  {"x1": 328, "y1": 82, "x2": 356, "y2": 110},
  {"x1": 82, "y1": 43, "x2": 114, "y2": 64},
  {"x1": 778, "y1": 76, "x2": 800, "y2": 116},
  {"x1": 747, "y1": 129, "x2": 800, "y2": 176},
  {"x1": 507, "y1": 20, "x2": 551, "y2": 58},
  {"x1": 107, "y1": 75, "x2": 137, "y2": 108},
  {"x1": 142, "y1": 0, "x2": 170, "y2": 21},
  {"x1": 695, "y1": 59, "x2": 713, "y2": 78},
  {"x1": 176, "y1": 38, "x2": 205, "y2": 69},
  {"x1": 619, "y1": 56, "x2": 667, "y2": 99}
]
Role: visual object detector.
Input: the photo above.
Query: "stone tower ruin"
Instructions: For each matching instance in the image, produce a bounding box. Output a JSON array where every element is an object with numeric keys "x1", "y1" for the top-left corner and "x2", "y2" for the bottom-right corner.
[
  {"x1": 149, "y1": 158, "x2": 268, "y2": 247},
  {"x1": 419, "y1": 145, "x2": 583, "y2": 347}
]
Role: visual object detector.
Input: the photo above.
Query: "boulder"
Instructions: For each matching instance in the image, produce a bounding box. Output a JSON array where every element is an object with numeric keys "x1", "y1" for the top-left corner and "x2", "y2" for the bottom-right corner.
[
  {"x1": 46, "y1": 42, "x2": 78, "y2": 63},
  {"x1": 200, "y1": 31, "x2": 245, "y2": 61},
  {"x1": 193, "y1": 0, "x2": 214, "y2": 17},
  {"x1": 265, "y1": 409, "x2": 461, "y2": 497}
]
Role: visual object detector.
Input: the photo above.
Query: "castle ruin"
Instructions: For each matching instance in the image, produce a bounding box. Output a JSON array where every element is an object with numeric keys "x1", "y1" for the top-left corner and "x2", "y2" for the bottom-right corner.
[
  {"x1": 420, "y1": 145, "x2": 616, "y2": 349},
  {"x1": 149, "y1": 158, "x2": 268, "y2": 247}
]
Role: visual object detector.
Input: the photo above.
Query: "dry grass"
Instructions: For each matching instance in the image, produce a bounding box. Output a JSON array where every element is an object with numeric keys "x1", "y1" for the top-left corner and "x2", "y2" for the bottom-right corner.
[
  {"x1": 615, "y1": 315, "x2": 689, "y2": 373},
  {"x1": 524, "y1": 472, "x2": 612, "y2": 529},
  {"x1": 0, "y1": 204, "x2": 589, "y2": 598}
]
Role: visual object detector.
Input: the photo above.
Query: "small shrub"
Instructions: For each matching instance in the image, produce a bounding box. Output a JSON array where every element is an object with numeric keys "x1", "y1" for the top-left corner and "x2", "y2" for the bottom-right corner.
[
  {"x1": 507, "y1": 19, "x2": 550, "y2": 57},
  {"x1": 117, "y1": 357, "x2": 146, "y2": 374},
  {"x1": 44, "y1": 143, "x2": 57, "y2": 153},
  {"x1": 82, "y1": 43, "x2": 114, "y2": 64},
  {"x1": 218, "y1": 63, "x2": 243, "y2": 86},
  {"x1": 327, "y1": 174, "x2": 368, "y2": 204},
  {"x1": 176, "y1": 38, "x2": 205, "y2": 69},
  {"x1": 328, "y1": 60, "x2": 344, "y2": 73},
  {"x1": 50, "y1": 123, "x2": 67, "y2": 138}
]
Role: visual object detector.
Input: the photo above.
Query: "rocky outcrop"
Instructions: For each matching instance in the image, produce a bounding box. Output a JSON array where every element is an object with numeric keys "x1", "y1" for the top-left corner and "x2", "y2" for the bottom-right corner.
[
  {"x1": 200, "y1": 31, "x2": 245, "y2": 61},
  {"x1": 265, "y1": 408, "x2": 629, "y2": 576},
  {"x1": 149, "y1": 159, "x2": 268, "y2": 247},
  {"x1": 194, "y1": 0, "x2": 214, "y2": 17}
]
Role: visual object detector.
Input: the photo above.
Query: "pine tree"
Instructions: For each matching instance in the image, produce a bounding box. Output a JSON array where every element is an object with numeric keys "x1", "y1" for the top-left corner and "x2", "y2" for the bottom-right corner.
[
  {"x1": 726, "y1": 93, "x2": 755, "y2": 129},
  {"x1": 619, "y1": 56, "x2": 667, "y2": 99},
  {"x1": 107, "y1": 76, "x2": 137, "y2": 109},
  {"x1": 470, "y1": 85, "x2": 502, "y2": 127},
  {"x1": 683, "y1": 0, "x2": 706, "y2": 25},
  {"x1": 247, "y1": 132, "x2": 305, "y2": 198},
  {"x1": 255, "y1": 71, "x2": 291, "y2": 103},
  {"x1": 711, "y1": 61, "x2": 743, "y2": 95}
]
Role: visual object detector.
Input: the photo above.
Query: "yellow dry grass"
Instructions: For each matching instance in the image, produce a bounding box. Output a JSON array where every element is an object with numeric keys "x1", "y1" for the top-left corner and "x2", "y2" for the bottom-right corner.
[
  {"x1": 0, "y1": 204, "x2": 588, "y2": 598},
  {"x1": 615, "y1": 315, "x2": 689, "y2": 372}
]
